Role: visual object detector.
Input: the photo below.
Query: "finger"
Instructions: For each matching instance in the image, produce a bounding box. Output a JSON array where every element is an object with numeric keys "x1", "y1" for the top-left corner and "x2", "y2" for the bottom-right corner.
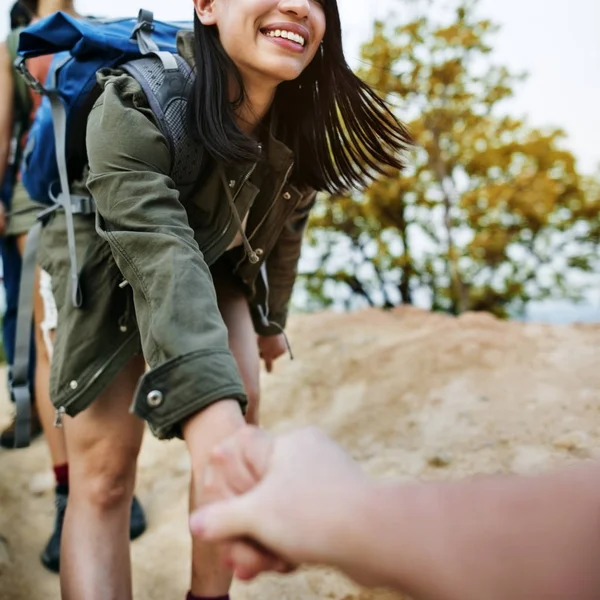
[
  {"x1": 190, "y1": 494, "x2": 256, "y2": 542},
  {"x1": 227, "y1": 540, "x2": 288, "y2": 581},
  {"x1": 206, "y1": 435, "x2": 262, "y2": 495},
  {"x1": 265, "y1": 358, "x2": 273, "y2": 373},
  {"x1": 238, "y1": 426, "x2": 274, "y2": 482}
]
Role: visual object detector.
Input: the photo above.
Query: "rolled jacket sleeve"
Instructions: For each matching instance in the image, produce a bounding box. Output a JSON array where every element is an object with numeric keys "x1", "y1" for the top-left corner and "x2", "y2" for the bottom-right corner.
[{"x1": 86, "y1": 79, "x2": 246, "y2": 437}]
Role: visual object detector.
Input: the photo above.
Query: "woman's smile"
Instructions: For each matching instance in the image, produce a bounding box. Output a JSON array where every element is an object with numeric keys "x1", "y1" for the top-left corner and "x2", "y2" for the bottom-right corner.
[{"x1": 260, "y1": 22, "x2": 310, "y2": 53}]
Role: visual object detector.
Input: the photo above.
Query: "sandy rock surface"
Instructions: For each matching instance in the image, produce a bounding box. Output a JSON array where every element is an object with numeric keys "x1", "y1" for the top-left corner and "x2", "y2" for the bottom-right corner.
[{"x1": 1, "y1": 307, "x2": 599, "y2": 599}]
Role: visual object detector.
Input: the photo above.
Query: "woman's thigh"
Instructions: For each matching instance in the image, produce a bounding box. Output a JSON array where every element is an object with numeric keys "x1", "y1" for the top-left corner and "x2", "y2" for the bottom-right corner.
[
  {"x1": 63, "y1": 355, "x2": 146, "y2": 491},
  {"x1": 212, "y1": 263, "x2": 260, "y2": 424}
]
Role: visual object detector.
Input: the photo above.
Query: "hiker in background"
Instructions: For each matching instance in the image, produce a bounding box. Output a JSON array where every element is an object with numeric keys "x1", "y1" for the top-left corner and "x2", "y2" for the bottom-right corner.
[
  {"x1": 193, "y1": 426, "x2": 600, "y2": 600},
  {"x1": 9, "y1": 1, "x2": 31, "y2": 29},
  {"x1": 0, "y1": 0, "x2": 147, "y2": 574},
  {"x1": 0, "y1": 1, "x2": 40, "y2": 448},
  {"x1": 32, "y1": 0, "x2": 411, "y2": 597}
]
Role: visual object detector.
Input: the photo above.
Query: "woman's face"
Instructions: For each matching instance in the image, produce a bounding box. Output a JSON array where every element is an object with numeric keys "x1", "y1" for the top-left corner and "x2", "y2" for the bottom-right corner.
[{"x1": 196, "y1": 0, "x2": 326, "y2": 87}]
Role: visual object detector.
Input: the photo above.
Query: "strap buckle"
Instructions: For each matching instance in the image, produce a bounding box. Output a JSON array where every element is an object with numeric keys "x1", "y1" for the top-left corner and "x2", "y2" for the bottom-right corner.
[
  {"x1": 70, "y1": 195, "x2": 96, "y2": 215},
  {"x1": 14, "y1": 56, "x2": 46, "y2": 95}
]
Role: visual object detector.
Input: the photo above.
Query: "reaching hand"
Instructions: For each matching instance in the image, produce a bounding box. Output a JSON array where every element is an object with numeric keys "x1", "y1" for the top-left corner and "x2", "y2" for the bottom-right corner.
[
  {"x1": 191, "y1": 426, "x2": 369, "y2": 581},
  {"x1": 257, "y1": 333, "x2": 287, "y2": 372}
]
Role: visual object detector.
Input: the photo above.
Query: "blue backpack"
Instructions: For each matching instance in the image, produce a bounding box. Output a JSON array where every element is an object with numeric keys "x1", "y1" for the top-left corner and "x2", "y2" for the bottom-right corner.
[
  {"x1": 11, "y1": 9, "x2": 202, "y2": 448},
  {"x1": 15, "y1": 9, "x2": 202, "y2": 302}
]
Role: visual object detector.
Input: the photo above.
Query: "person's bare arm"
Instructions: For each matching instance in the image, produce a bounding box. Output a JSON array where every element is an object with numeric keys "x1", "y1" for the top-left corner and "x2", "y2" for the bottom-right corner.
[
  {"x1": 362, "y1": 463, "x2": 600, "y2": 600},
  {"x1": 193, "y1": 426, "x2": 600, "y2": 600},
  {"x1": 0, "y1": 42, "x2": 15, "y2": 189},
  {"x1": 0, "y1": 42, "x2": 15, "y2": 235}
]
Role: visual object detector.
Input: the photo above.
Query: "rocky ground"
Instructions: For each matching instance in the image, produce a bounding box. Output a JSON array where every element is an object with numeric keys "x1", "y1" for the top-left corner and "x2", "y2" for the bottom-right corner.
[{"x1": 1, "y1": 307, "x2": 599, "y2": 599}]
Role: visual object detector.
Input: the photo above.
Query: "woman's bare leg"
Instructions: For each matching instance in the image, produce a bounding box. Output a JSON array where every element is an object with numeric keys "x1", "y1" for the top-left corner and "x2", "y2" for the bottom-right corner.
[
  {"x1": 186, "y1": 268, "x2": 260, "y2": 595},
  {"x1": 60, "y1": 355, "x2": 145, "y2": 600}
]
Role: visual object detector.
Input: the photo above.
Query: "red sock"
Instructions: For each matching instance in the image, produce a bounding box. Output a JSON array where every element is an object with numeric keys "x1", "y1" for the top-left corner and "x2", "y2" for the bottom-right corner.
[{"x1": 53, "y1": 463, "x2": 69, "y2": 488}]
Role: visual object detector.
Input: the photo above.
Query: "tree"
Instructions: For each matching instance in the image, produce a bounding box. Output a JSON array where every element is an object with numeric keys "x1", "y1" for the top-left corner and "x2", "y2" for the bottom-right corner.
[{"x1": 300, "y1": 0, "x2": 600, "y2": 317}]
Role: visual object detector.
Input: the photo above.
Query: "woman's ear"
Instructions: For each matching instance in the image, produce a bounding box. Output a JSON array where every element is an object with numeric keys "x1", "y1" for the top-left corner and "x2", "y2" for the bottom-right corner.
[{"x1": 194, "y1": 0, "x2": 217, "y2": 25}]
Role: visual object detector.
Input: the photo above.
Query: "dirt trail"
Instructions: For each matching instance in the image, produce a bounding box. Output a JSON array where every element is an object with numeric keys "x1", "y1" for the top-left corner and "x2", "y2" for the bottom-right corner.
[{"x1": 1, "y1": 307, "x2": 599, "y2": 599}]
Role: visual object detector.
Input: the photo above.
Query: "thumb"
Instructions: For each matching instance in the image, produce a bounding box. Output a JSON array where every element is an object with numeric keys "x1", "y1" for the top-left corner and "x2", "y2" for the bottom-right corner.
[{"x1": 190, "y1": 494, "x2": 257, "y2": 543}]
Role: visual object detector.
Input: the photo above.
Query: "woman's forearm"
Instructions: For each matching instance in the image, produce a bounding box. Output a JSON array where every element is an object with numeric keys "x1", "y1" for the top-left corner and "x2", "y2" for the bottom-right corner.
[
  {"x1": 351, "y1": 463, "x2": 600, "y2": 600},
  {"x1": 0, "y1": 42, "x2": 15, "y2": 190}
]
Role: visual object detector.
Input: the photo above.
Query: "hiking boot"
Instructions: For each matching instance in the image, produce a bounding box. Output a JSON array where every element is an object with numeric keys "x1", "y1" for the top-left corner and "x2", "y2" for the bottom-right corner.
[
  {"x1": 0, "y1": 403, "x2": 43, "y2": 449},
  {"x1": 40, "y1": 486, "x2": 68, "y2": 573},
  {"x1": 40, "y1": 489, "x2": 148, "y2": 573},
  {"x1": 129, "y1": 495, "x2": 147, "y2": 541}
]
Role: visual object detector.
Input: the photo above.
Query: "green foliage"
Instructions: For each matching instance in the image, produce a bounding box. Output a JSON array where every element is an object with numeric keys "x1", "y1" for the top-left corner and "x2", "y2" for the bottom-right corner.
[{"x1": 300, "y1": 0, "x2": 600, "y2": 316}]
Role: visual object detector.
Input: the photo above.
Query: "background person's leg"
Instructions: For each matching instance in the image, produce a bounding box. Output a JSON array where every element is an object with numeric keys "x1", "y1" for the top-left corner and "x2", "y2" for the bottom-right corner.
[
  {"x1": 0, "y1": 235, "x2": 21, "y2": 369},
  {"x1": 33, "y1": 266, "x2": 70, "y2": 572},
  {"x1": 0, "y1": 234, "x2": 41, "y2": 447}
]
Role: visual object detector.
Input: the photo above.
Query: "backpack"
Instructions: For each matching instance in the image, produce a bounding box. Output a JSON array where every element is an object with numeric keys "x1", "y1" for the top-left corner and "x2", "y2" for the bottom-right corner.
[{"x1": 11, "y1": 9, "x2": 202, "y2": 448}]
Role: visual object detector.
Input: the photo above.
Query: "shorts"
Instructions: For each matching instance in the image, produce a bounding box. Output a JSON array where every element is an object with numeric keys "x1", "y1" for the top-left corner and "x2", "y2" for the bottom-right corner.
[{"x1": 5, "y1": 182, "x2": 41, "y2": 237}]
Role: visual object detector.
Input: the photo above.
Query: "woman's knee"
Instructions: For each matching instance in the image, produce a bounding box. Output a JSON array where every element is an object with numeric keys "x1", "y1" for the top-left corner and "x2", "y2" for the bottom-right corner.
[{"x1": 69, "y1": 441, "x2": 139, "y2": 511}]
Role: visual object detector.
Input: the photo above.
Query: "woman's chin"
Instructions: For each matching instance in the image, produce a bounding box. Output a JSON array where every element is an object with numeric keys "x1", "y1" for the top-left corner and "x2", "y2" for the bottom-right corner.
[{"x1": 256, "y1": 58, "x2": 306, "y2": 84}]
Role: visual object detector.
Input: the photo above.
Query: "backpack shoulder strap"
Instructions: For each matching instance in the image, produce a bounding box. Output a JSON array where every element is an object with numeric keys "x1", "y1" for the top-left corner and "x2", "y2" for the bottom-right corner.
[
  {"x1": 6, "y1": 28, "x2": 32, "y2": 130},
  {"x1": 121, "y1": 53, "x2": 203, "y2": 198}
]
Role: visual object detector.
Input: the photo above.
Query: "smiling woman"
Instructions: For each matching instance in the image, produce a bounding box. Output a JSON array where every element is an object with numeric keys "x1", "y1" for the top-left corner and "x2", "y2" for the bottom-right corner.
[
  {"x1": 190, "y1": 0, "x2": 409, "y2": 189},
  {"x1": 35, "y1": 0, "x2": 412, "y2": 599}
]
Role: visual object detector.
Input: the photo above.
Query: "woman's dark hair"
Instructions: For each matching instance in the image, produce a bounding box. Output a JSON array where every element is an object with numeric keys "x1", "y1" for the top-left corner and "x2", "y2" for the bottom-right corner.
[
  {"x1": 10, "y1": 1, "x2": 33, "y2": 29},
  {"x1": 188, "y1": 1, "x2": 412, "y2": 193}
]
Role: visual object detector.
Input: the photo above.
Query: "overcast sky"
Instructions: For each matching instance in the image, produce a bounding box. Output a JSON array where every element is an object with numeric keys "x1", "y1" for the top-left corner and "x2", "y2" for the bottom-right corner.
[{"x1": 2, "y1": 0, "x2": 599, "y2": 173}]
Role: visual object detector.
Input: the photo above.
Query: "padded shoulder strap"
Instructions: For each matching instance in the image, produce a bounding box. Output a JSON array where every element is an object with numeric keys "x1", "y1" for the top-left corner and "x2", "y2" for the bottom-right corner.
[
  {"x1": 121, "y1": 53, "x2": 203, "y2": 197},
  {"x1": 6, "y1": 28, "x2": 33, "y2": 125}
]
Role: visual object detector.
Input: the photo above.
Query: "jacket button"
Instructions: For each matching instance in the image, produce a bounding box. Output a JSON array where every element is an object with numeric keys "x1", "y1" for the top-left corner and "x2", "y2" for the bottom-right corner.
[
  {"x1": 69, "y1": 380, "x2": 78, "y2": 390},
  {"x1": 255, "y1": 248, "x2": 264, "y2": 256},
  {"x1": 228, "y1": 180, "x2": 236, "y2": 188},
  {"x1": 147, "y1": 390, "x2": 164, "y2": 408},
  {"x1": 282, "y1": 191, "x2": 291, "y2": 200}
]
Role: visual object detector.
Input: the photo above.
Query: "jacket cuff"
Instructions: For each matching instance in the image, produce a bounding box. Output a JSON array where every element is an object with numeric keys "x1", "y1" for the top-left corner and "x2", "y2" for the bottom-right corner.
[
  {"x1": 250, "y1": 303, "x2": 288, "y2": 336},
  {"x1": 133, "y1": 348, "x2": 247, "y2": 439}
]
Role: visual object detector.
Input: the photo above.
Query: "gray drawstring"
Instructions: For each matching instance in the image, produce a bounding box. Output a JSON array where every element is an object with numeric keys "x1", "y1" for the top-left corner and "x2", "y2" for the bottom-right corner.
[
  {"x1": 220, "y1": 170, "x2": 259, "y2": 264},
  {"x1": 257, "y1": 304, "x2": 294, "y2": 361},
  {"x1": 220, "y1": 169, "x2": 294, "y2": 362}
]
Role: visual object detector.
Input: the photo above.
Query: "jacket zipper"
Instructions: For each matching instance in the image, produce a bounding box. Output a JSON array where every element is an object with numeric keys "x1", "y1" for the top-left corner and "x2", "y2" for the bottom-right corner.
[
  {"x1": 235, "y1": 161, "x2": 294, "y2": 270},
  {"x1": 55, "y1": 327, "x2": 140, "y2": 419},
  {"x1": 54, "y1": 407, "x2": 66, "y2": 428},
  {"x1": 205, "y1": 159, "x2": 259, "y2": 255}
]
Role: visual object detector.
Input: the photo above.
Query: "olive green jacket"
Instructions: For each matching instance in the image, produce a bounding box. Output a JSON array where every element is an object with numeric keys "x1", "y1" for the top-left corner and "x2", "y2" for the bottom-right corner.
[{"x1": 41, "y1": 32, "x2": 315, "y2": 438}]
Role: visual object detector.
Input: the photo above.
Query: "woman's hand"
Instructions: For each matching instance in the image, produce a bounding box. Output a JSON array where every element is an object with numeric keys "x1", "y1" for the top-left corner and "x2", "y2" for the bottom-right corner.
[{"x1": 257, "y1": 333, "x2": 287, "y2": 372}]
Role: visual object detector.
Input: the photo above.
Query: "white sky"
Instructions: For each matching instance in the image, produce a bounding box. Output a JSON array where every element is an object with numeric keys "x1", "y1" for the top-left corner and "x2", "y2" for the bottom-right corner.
[{"x1": 2, "y1": 0, "x2": 599, "y2": 173}]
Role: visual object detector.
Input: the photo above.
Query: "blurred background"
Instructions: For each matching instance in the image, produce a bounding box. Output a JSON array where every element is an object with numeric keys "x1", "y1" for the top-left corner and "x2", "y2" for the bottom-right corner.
[{"x1": 1, "y1": 0, "x2": 599, "y2": 327}]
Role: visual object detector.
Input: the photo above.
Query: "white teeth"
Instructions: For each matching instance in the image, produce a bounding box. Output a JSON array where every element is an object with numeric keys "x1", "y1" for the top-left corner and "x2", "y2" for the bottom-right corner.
[{"x1": 264, "y1": 29, "x2": 305, "y2": 46}]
